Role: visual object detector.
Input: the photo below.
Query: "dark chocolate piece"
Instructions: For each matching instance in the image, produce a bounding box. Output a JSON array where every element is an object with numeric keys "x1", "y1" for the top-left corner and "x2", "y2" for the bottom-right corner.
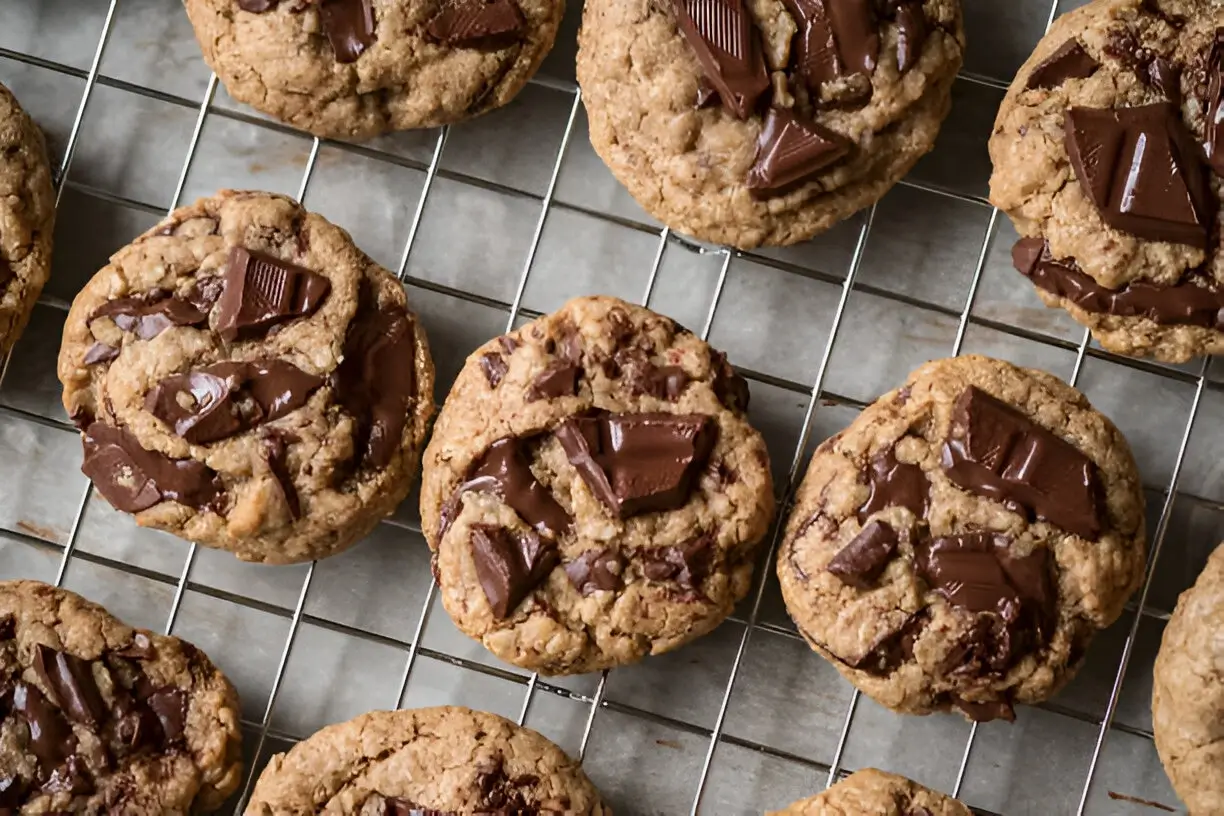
[
  {"x1": 1205, "y1": 31, "x2": 1224, "y2": 176},
  {"x1": 91, "y1": 292, "x2": 208, "y2": 341},
  {"x1": 335, "y1": 301, "x2": 417, "y2": 469},
  {"x1": 556, "y1": 411, "x2": 717, "y2": 518},
  {"x1": 857, "y1": 448, "x2": 929, "y2": 522},
  {"x1": 942, "y1": 386, "x2": 1103, "y2": 539},
  {"x1": 711, "y1": 351, "x2": 750, "y2": 411},
  {"x1": 83, "y1": 342, "x2": 119, "y2": 365},
  {"x1": 564, "y1": 548, "x2": 625, "y2": 595},
  {"x1": 1147, "y1": 56, "x2": 1180, "y2": 104},
  {"x1": 746, "y1": 107, "x2": 851, "y2": 195},
  {"x1": 641, "y1": 534, "x2": 712, "y2": 591},
  {"x1": 320, "y1": 0, "x2": 376, "y2": 62},
  {"x1": 826, "y1": 520, "x2": 898, "y2": 588},
  {"x1": 145, "y1": 687, "x2": 187, "y2": 744},
  {"x1": 1026, "y1": 39, "x2": 1099, "y2": 89},
  {"x1": 81, "y1": 421, "x2": 224, "y2": 513},
  {"x1": 480, "y1": 352, "x2": 508, "y2": 387},
  {"x1": 237, "y1": 0, "x2": 279, "y2": 9},
  {"x1": 40, "y1": 754, "x2": 92, "y2": 795},
  {"x1": 784, "y1": 0, "x2": 843, "y2": 88},
  {"x1": 674, "y1": 0, "x2": 770, "y2": 119},
  {"x1": 0, "y1": 774, "x2": 25, "y2": 807},
  {"x1": 426, "y1": 0, "x2": 526, "y2": 46},
  {"x1": 952, "y1": 696, "x2": 1016, "y2": 723},
  {"x1": 851, "y1": 609, "x2": 928, "y2": 675},
  {"x1": 263, "y1": 432, "x2": 301, "y2": 520},
  {"x1": 470, "y1": 525, "x2": 558, "y2": 618},
  {"x1": 214, "y1": 247, "x2": 331, "y2": 341},
  {"x1": 527, "y1": 361, "x2": 580, "y2": 401},
  {"x1": 1063, "y1": 103, "x2": 1214, "y2": 248},
  {"x1": 12, "y1": 681, "x2": 75, "y2": 771},
  {"x1": 32, "y1": 645, "x2": 106, "y2": 729},
  {"x1": 0, "y1": 257, "x2": 11, "y2": 289},
  {"x1": 890, "y1": 0, "x2": 928, "y2": 74},
  {"x1": 0, "y1": 615, "x2": 13, "y2": 640},
  {"x1": 440, "y1": 437, "x2": 572, "y2": 540}
]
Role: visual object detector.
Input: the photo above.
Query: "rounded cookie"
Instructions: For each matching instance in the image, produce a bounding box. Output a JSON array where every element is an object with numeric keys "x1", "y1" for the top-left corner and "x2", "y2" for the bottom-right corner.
[
  {"x1": 576, "y1": 0, "x2": 965, "y2": 249},
  {"x1": 1152, "y1": 542, "x2": 1224, "y2": 815},
  {"x1": 778, "y1": 355, "x2": 1145, "y2": 721},
  {"x1": 184, "y1": 0, "x2": 565, "y2": 140},
  {"x1": 57, "y1": 190, "x2": 435, "y2": 564},
  {"x1": 0, "y1": 81, "x2": 55, "y2": 359},
  {"x1": 246, "y1": 705, "x2": 607, "y2": 813},
  {"x1": 769, "y1": 768, "x2": 971, "y2": 815},
  {"x1": 990, "y1": 0, "x2": 1224, "y2": 362},
  {"x1": 420, "y1": 296, "x2": 775, "y2": 674},
  {"x1": 0, "y1": 580, "x2": 242, "y2": 813}
]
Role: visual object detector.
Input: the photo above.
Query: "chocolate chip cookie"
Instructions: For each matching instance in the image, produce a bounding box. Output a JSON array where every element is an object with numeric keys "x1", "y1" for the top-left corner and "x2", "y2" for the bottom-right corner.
[
  {"x1": 57, "y1": 190, "x2": 435, "y2": 564},
  {"x1": 0, "y1": 580, "x2": 242, "y2": 813},
  {"x1": 769, "y1": 768, "x2": 971, "y2": 815},
  {"x1": 245, "y1": 705, "x2": 607, "y2": 814},
  {"x1": 576, "y1": 0, "x2": 965, "y2": 249},
  {"x1": 0, "y1": 81, "x2": 55, "y2": 359},
  {"x1": 778, "y1": 355, "x2": 1146, "y2": 722},
  {"x1": 1153, "y1": 542, "x2": 1224, "y2": 815},
  {"x1": 184, "y1": 0, "x2": 565, "y2": 140},
  {"x1": 419, "y1": 296, "x2": 775, "y2": 675},
  {"x1": 990, "y1": 0, "x2": 1224, "y2": 362}
]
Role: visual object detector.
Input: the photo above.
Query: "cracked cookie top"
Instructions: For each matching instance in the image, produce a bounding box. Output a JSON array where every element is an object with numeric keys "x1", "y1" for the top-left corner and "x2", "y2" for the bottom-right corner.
[
  {"x1": 57, "y1": 190, "x2": 435, "y2": 564},
  {"x1": 769, "y1": 768, "x2": 971, "y2": 816},
  {"x1": 778, "y1": 355, "x2": 1145, "y2": 722},
  {"x1": 419, "y1": 295, "x2": 775, "y2": 675},
  {"x1": 184, "y1": 0, "x2": 566, "y2": 139}
]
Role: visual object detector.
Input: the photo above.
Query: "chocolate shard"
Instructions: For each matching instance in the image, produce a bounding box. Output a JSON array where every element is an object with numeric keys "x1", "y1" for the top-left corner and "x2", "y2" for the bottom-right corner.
[
  {"x1": 238, "y1": 0, "x2": 279, "y2": 9},
  {"x1": 564, "y1": 548, "x2": 625, "y2": 595},
  {"x1": 81, "y1": 421, "x2": 224, "y2": 513},
  {"x1": 826, "y1": 520, "x2": 899, "y2": 589},
  {"x1": 890, "y1": 0, "x2": 928, "y2": 74},
  {"x1": 646, "y1": 366, "x2": 690, "y2": 400},
  {"x1": 470, "y1": 525, "x2": 559, "y2": 618},
  {"x1": 674, "y1": 0, "x2": 771, "y2": 119},
  {"x1": 32, "y1": 645, "x2": 107, "y2": 729},
  {"x1": 83, "y1": 342, "x2": 119, "y2": 365},
  {"x1": 556, "y1": 411, "x2": 717, "y2": 518},
  {"x1": 951, "y1": 695, "x2": 1016, "y2": 723},
  {"x1": 320, "y1": 0, "x2": 376, "y2": 62},
  {"x1": 145, "y1": 687, "x2": 187, "y2": 744},
  {"x1": 857, "y1": 448, "x2": 929, "y2": 522},
  {"x1": 480, "y1": 352, "x2": 508, "y2": 388},
  {"x1": 91, "y1": 292, "x2": 208, "y2": 341},
  {"x1": 1147, "y1": 56, "x2": 1180, "y2": 105},
  {"x1": 1205, "y1": 31, "x2": 1224, "y2": 176},
  {"x1": 263, "y1": 432, "x2": 301, "y2": 520},
  {"x1": 746, "y1": 107, "x2": 852, "y2": 195},
  {"x1": 1013, "y1": 237, "x2": 1224, "y2": 330},
  {"x1": 0, "y1": 774, "x2": 27, "y2": 807},
  {"x1": 527, "y1": 361, "x2": 580, "y2": 401},
  {"x1": 1064, "y1": 103, "x2": 1214, "y2": 248},
  {"x1": 942, "y1": 386, "x2": 1103, "y2": 539},
  {"x1": 214, "y1": 247, "x2": 331, "y2": 341},
  {"x1": 440, "y1": 437, "x2": 573, "y2": 540},
  {"x1": 12, "y1": 681, "x2": 76, "y2": 772},
  {"x1": 426, "y1": 0, "x2": 527, "y2": 47},
  {"x1": 851, "y1": 608, "x2": 928, "y2": 675},
  {"x1": 0, "y1": 256, "x2": 12, "y2": 289},
  {"x1": 41, "y1": 754, "x2": 92, "y2": 795},
  {"x1": 827, "y1": 0, "x2": 878, "y2": 76},
  {"x1": 711, "y1": 351, "x2": 750, "y2": 412},
  {"x1": 784, "y1": 0, "x2": 844, "y2": 89},
  {"x1": 0, "y1": 615, "x2": 14, "y2": 640},
  {"x1": 1025, "y1": 39, "x2": 1099, "y2": 90},
  {"x1": 641, "y1": 534, "x2": 713, "y2": 591}
]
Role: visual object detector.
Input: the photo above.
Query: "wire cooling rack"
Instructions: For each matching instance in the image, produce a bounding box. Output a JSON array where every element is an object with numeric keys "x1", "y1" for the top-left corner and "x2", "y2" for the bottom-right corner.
[{"x1": 1, "y1": 0, "x2": 1222, "y2": 813}]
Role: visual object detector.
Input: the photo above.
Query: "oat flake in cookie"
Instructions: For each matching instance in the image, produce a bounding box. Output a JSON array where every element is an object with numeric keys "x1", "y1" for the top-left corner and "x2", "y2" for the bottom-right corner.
[
  {"x1": 245, "y1": 705, "x2": 607, "y2": 814},
  {"x1": 989, "y1": 0, "x2": 1224, "y2": 362},
  {"x1": 0, "y1": 81, "x2": 55, "y2": 359},
  {"x1": 56, "y1": 190, "x2": 435, "y2": 564},
  {"x1": 0, "y1": 580, "x2": 242, "y2": 813},
  {"x1": 184, "y1": 0, "x2": 565, "y2": 140},
  {"x1": 576, "y1": 0, "x2": 965, "y2": 249},
  {"x1": 420, "y1": 296, "x2": 775, "y2": 675},
  {"x1": 769, "y1": 768, "x2": 971, "y2": 815},
  {"x1": 778, "y1": 356, "x2": 1146, "y2": 722}
]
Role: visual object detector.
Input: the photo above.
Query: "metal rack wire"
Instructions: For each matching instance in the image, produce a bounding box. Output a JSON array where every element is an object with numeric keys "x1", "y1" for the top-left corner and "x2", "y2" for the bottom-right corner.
[{"x1": 0, "y1": 0, "x2": 1213, "y2": 813}]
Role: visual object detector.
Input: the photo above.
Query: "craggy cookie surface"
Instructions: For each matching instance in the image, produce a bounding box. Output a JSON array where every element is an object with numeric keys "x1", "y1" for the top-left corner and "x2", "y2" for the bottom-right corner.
[
  {"x1": 0, "y1": 81, "x2": 54, "y2": 359},
  {"x1": 779, "y1": 356, "x2": 1145, "y2": 722},
  {"x1": 1153, "y1": 542, "x2": 1224, "y2": 815},
  {"x1": 245, "y1": 706, "x2": 607, "y2": 814},
  {"x1": 0, "y1": 580, "x2": 242, "y2": 813},
  {"x1": 185, "y1": 0, "x2": 565, "y2": 139},
  {"x1": 420, "y1": 296, "x2": 775, "y2": 675},
  {"x1": 57, "y1": 190, "x2": 435, "y2": 564},
  {"x1": 576, "y1": 0, "x2": 964, "y2": 249},
  {"x1": 991, "y1": 0, "x2": 1224, "y2": 361},
  {"x1": 769, "y1": 768, "x2": 971, "y2": 815}
]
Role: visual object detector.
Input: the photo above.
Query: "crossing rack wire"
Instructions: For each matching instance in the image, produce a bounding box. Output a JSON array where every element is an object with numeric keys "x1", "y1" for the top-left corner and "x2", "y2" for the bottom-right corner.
[{"x1": 0, "y1": 1, "x2": 1219, "y2": 813}]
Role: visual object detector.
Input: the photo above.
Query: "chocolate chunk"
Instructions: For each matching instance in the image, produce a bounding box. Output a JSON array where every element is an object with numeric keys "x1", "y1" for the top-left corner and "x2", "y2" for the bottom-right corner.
[
  {"x1": 1014, "y1": 237, "x2": 1224, "y2": 329},
  {"x1": 320, "y1": 0, "x2": 376, "y2": 62},
  {"x1": 746, "y1": 107, "x2": 851, "y2": 195},
  {"x1": 426, "y1": 0, "x2": 526, "y2": 47},
  {"x1": 827, "y1": 0, "x2": 878, "y2": 75},
  {"x1": 91, "y1": 292, "x2": 208, "y2": 341},
  {"x1": 41, "y1": 754, "x2": 92, "y2": 795},
  {"x1": 527, "y1": 361, "x2": 580, "y2": 401},
  {"x1": 1204, "y1": 31, "x2": 1224, "y2": 176},
  {"x1": 0, "y1": 257, "x2": 11, "y2": 289},
  {"x1": 674, "y1": 0, "x2": 770, "y2": 119},
  {"x1": 263, "y1": 432, "x2": 301, "y2": 520},
  {"x1": 1064, "y1": 103, "x2": 1214, "y2": 248},
  {"x1": 857, "y1": 448, "x2": 928, "y2": 522},
  {"x1": 851, "y1": 609, "x2": 928, "y2": 675},
  {"x1": 480, "y1": 352, "x2": 508, "y2": 388},
  {"x1": 81, "y1": 421, "x2": 224, "y2": 513},
  {"x1": 1147, "y1": 56, "x2": 1180, "y2": 104},
  {"x1": 1026, "y1": 39, "x2": 1099, "y2": 89},
  {"x1": 615, "y1": 348, "x2": 690, "y2": 400},
  {"x1": 952, "y1": 696, "x2": 1016, "y2": 723},
  {"x1": 113, "y1": 632, "x2": 156, "y2": 660},
  {"x1": 238, "y1": 0, "x2": 279, "y2": 9},
  {"x1": 942, "y1": 386, "x2": 1103, "y2": 539},
  {"x1": 646, "y1": 366, "x2": 691, "y2": 399},
  {"x1": 556, "y1": 411, "x2": 717, "y2": 518},
  {"x1": 146, "y1": 687, "x2": 187, "y2": 744},
  {"x1": 696, "y1": 77, "x2": 720, "y2": 108},
  {"x1": 470, "y1": 525, "x2": 558, "y2": 618},
  {"x1": 890, "y1": 0, "x2": 928, "y2": 74},
  {"x1": 784, "y1": 0, "x2": 844, "y2": 88},
  {"x1": 917, "y1": 532, "x2": 1024, "y2": 613},
  {"x1": 826, "y1": 520, "x2": 899, "y2": 589},
  {"x1": 33, "y1": 645, "x2": 106, "y2": 729},
  {"x1": 214, "y1": 247, "x2": 331, "y2": 341},
  {"x1": 564, "y1": 548, "x2": 624, "y2": 595},
  {"x1": 0, "y1": 775, "x2": 26, "y2": 807},
  {"x1": 440, "y1": 437, "x2": 572, "y2": 540},
  {"x1": 336, "y1": 300, "x2": 417, "y2": 469},
  {"x1": 0, "y1": 615, "x2": 14, "y2": 640},
  {"x1": 711, "y1": 351, "x2": 750, "y2": 411},
  {"x1": 12, "y1": 681, "x2": 76, "y2": 771},
  {"x1": 641, "y1": 534, "x2": 712, "y2": 591},
  {"x1": 83, "y1": 342, "x2": 119, "y2": 365}
]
